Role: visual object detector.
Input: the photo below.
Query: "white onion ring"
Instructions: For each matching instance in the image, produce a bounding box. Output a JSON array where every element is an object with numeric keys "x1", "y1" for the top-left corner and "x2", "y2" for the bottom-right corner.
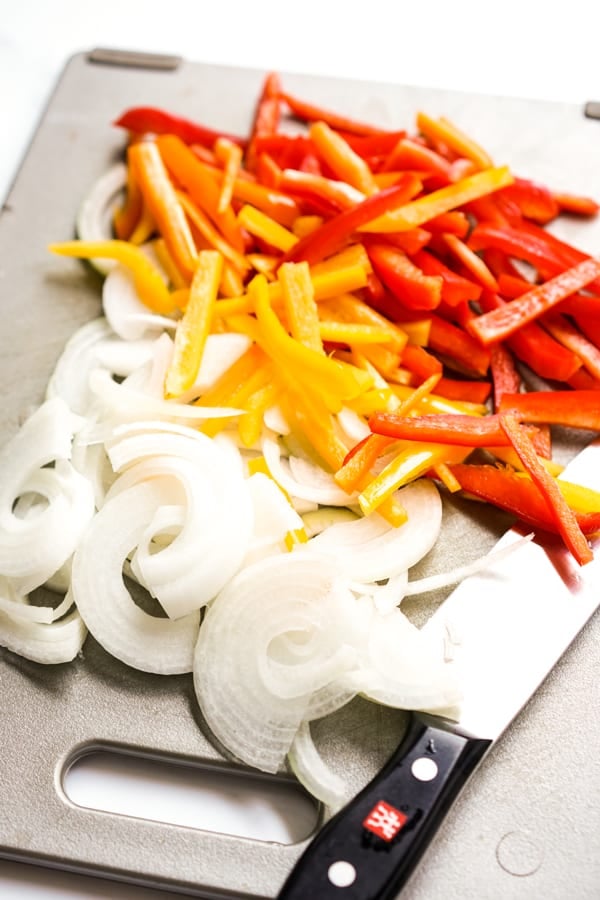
[
  {"x1": 263, "y1": 434, "x2": 356, "y2": 506},
  {"x1": 76, "y1": 162, "x2": 127, "y2": 273},
  {"x1": 288, "y1": 721, "x2": 349, "y2": 810}
]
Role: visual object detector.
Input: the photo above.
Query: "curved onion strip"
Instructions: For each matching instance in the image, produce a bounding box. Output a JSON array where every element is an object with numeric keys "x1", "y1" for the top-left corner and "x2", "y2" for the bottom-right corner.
[
  {"x1": 348, "y1": 571, "x2": 409, "y2": 615},
  {"x1": 349, "y1": 608, "x2": 462, "y2": 712},
  {"x1": 94, "y1": 338, "x2": 157, "y2": 377},
  {"x1": 46, "y1": 318, "x2": 115, "y2": 415},
  {"x1": 263, "y1": 405, "x2": 290, "y2": 435},
  {"x1": 0, "y1": 462, "x2": 94, "y2": 595},
  {"x1": 288, "y1": 721, "x2": 349, "y2": 810},
  {"x1": 0, "y1": 601, "x2": 86, "y2": 664},
  {"x1": 404, "y1": 533, "x2": 535, "y2": 596},
  {"x1": 103, "y1": 258, "x2": 176, "y2": 341},
  {"x1": 76, "y1": 162, "x2": 127, "y2": 273},
  {"x1": 174, "y1": 333, "x2": 253, "y2": 404},
  {"x1": 71, "y1": 480, "x2": 200, "y2": 674},
  {"x1": 105, "y1": 438, "x2": 253, "y2": 617},
  {"x1": 336, "y1": 407, "x2": 370, "y2": 444},
  {"x1": 263, "y1": 434, "x2": 356, "y2": 506},
  {"x1": 242, "y1": 472, "x2": 305, "y2": 567},
  {"x1": 89, "y1": 367, "x2": 244, "y2": 422},
  {"x1": 0, "y1": 575, "x2": 73, "y2": 625},
  {"x1": 302, "y1": 479, "x2": 442, "y2": 582},
  {"x1": 194, "y1": 554, "x2": 359, "y2": 773}
]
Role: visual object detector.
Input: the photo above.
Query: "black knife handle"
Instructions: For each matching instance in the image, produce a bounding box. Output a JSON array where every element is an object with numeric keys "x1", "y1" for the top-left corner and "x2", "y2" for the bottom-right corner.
[{"x1": 278, "y1": 713, "x2": 491, "y2": 900}]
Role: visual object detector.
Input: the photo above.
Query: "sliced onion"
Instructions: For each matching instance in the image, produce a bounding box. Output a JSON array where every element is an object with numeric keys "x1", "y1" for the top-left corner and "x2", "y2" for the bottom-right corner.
[
  {"x1": 76, "y1": 162, "x2": 127, "y2": 273},
  {"x1": 302, "y1": 479, "x2": 442, "y2": 582},
  {"x1": 105, "y1": 432, "x2": 253, "y2": 618},
  {"x1": 89, "y1": 367, "x2": 244, "y2": 422},
  {"x1": 176, "y1": 333, "x2": 253, "y2": 402},
  {"x1": 348, "y1": 607, "x2": 462, "y2": 712},
  {"x1": 46, "y1": 318, "x2": 114, "y2": 415},
  {"x1": 263, "y1": 434, "x2": 356, "y2": 506},
  {"x1": 0, "y1": 600, "x2": 87, "y2": 665},
  {"x1": 242, "y1": 472, "x2": 305, "y2": 566},
  {"x1": 336, "y1": 407, "x2": 370, "y2": 444},
  {"x1": 194, "y1": 554, "x2": 359, "y2": 773},
  {"x1": 288, "y1": 721, "x2": 349, "y2": 810},
  {"x1": 301, "y1": 506, "x2": 359, "y2": 538},
  {"x1": 71, "y1": 480, "x2": 200, "y2": 674},
  {"x1": 0, "y1": 576, "x2": 73, "y2": 625}
]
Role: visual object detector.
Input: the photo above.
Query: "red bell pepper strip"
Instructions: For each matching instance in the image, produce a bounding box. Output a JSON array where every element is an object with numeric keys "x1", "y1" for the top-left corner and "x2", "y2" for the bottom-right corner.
[
  {"x1": 498, "y1": 390, "x2": 600, "y2": 431},
  {"x1": 423, "y1": 210, "x2": 470, "y2": 237},
  {"x1": 245, "y1": 72, "x2": 282, "y2": 172},
  {"x1": 567, "y1": 369, "x2": 600, "y2": 391},
  {"x1": 400, "y1": 344, "x2": 443, "y2": 380},
  {"x1": 498, "y1": 177, "x2": 560, "y2": 224},
  {"x1": 434, "y1": 378, "x2": 492, "y2": 404},
  {"x1": 381, "y1": 137, "x2": 453, "y2": 180},
  {"x1": 337, "y1": 130, "x2": 407, "y2": 159},
  {"x1": 114, "y1": 107, "x2": 246, "y2": 148},
  {"x1": 469, "y1": 257, "x2": 600, "y2": 345},
  {"x1": 477, "y1": 289, "x2": 581, "y2": 382},
  {"x1": 369, "y1": 411, "x2": 522, "y2": 446},
  {"x1": 413, "y1": 249, "x2": 482, "y2": 306},
  {"x1": 499, "y1": 415, "x2": 593, "y2": 565},
  {"x1": 428, "y1": 314, "x2": 491, "y2": 376},
  {"x1": 489, "y1": 342, "x2": 521, "y2": 410},
  {"x1": 368, "y1": 243, "x2": 443, "y2": 311},
  {"x1": 442, "y1": 233, "x2": 499, "y2": 292},
  {"x1": 447, "y1": 463, "x2": 600, "y2": 538},
  {"x1": 283, "y1": 175, "x2": 422, "y2": 266},
  {"x1": 280, "y1": 90, "x2": 391, "y2": 136},
  {"x1": 542, "y1": 313, "x2": 600, "y2": 380},
  {"x1": 369, "y1": 230, "x2": 432, "y2": 255}
]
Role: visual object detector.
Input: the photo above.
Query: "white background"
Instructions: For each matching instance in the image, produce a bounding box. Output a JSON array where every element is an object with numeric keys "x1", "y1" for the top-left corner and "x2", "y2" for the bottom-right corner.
[{"x1": 1, "y1": 1, "x2": 599, "y2": 897}]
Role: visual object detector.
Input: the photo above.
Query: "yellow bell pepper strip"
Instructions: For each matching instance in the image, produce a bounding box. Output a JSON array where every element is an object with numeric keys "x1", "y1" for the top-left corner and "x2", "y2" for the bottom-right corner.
[
  {"x1": 214, "y1": 137, "x2": 243, "y2": 214},
  {"x1": 278, "y1": 261, "x2": 323, "y2": 353},
  {"x1": 238, "y1": 381, "x2": 280, "y2": 447},
  {"x1": 309, "y1": 121, "x2": 378, "y2": 195},
  {"x1": 358, "y1": 442, "x2": 471, "y2": 515},
  {"x1": 469, "y1": 257, "x2": 600, "y2": 345},
  {"x1": 250, "y1": 275, "x2": 373, "y2": 410},
  {"x1": 128, "y1": 141, "x2": 198, "y2": 283},
  {"x1": 498, "y1": 390, "x2": 600, "y2": 431},
  {"x1": 276, "y1": 384, "x2": 350, "y2": 472},
  {"x1": 176, "y1": 191, "x2": 250, "y2": 277},
  {"x1": 157, "y1": 134, "x2": 246, "y2": 253},
  {"x1": 48, "y1": 240, "x2": 175, "y2": 315},
  {"x1": 416, "y1": 112, "x2": 494, "y2": 171},
  {"x1": 237, "y1": 205, "x2": 298, "y2": 253},
  {"x1": 164, "y1": 250, "x2": 223, "y2": 398},
  {"x1": 128, "y1": 201, "x2": 157, "y2": 246},
  {"x1": 448, "y1": 463, "x2": 600, "y2": 539},
  {"x1": 358, "y1": 166, "x2": 514, "y2": 233},
  {"x1": 152, "y1": 238, "x2": 188, "y2": 290},
  {"x1": 203, "y1": 357, "x2": 274, "y2": 438},
  {"x1": 319, "y1": 322, "x2": 401, "y2": 346},
  {"x1": 195, "y1": 344, "x2": 266, "y2": 408},
  {"x1": 321, "y1": 294, "x2": 408, "y2": 354},
  {"x1": 499, "y1": 414, "x2": 593, "y2": 566}
]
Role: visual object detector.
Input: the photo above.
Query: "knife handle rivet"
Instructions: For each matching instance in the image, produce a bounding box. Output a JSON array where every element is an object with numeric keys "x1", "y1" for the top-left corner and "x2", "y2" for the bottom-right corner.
[
  {"x1": 411, "y1": 757, "x2": 439, "y2": 782},
  {"x1": 327, "y1": 860, "x2": 357, "y2": 888}
]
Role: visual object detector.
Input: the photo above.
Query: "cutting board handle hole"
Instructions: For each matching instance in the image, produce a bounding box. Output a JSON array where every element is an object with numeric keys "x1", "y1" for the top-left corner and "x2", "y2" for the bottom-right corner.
[{"x1": 62, "y1": 747, "x2": 319, "y2": 844}]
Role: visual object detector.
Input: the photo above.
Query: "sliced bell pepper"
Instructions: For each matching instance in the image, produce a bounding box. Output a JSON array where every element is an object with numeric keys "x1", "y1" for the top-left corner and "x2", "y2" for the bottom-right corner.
[
  {"x1": 469, "y1": 257, "x2": 600, "y2": 345},
  {"x1": 552, "y1": 192, "x2": 600, "y2": 217},
  {"x1": 498, "y1": 390, "x2": 600, "y2": 431},
  {"x1": 214, "y1": 137, "x2": 243, "y2": 214},
  {"x1": 237, "y1": 204, "x2": 298, "y2": 253},
  {"x1": 542, "y1": 313, "x2": 600, "y2": 380},
  {"x1": 165, "y1": 250, "x2": 223, "y2": 398},
  {"x1": 428, "y1": 315, "x2": 491, "y2": 376},
  {"x1": 442, "y1": 233, "x2": 499, "y2": 292},
  {"x1": 498, "y1": 177, "x2": 559, "y2": 224},
  {"x1": 48, "y1": 240, "x2": 175, "y2": 314},
  {"x1": 369, "y1": 411, "x2": 521, "y2": 447},
  {"x1": 499, "y1": 414, "x2": 593, "y2": 565},
  {"x1": 114, "y1": 106, "x2": 246, "y2": 148},
  {"x1": 309, "y1": 121, "x2": 378, "y2": 195},
  {"x1": 448, "y1": 463, "x2": 600, "y2": 537},
  {"x1": 177, "y1": 191, "x2": 250, "y2": 276},
  {"x1": 413, "y1": 249, "x2": 482, "y2": 306},
  {"x1": 368, "y1": 243, "x2": 443, "y2": 311},
  {"x1": 284, "y1": 175, "x2": 422, "y2": 266},
  {"x1": 278, "y1": 261, "x2": 323, "y2": 352},
  {"x1": 280, "y1": 90, "x2": 389, "y2": 137},
  {"x1": 245, "y1": 72, "x2": 282, "y2": 173},
  {"x1": 128, "y1": 141, "x2": 198, "y2": 282},
  {"x1": 360, "y1": 166, "x2": 514, "y2": 233},
  {"x1": 416, "y1": 112, "x2": 494, "y2": 170}
]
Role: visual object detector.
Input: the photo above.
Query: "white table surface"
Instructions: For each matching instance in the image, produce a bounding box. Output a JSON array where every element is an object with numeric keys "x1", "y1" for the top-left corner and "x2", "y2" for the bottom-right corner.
[{"x1": 1, "y1": 1, "x2": 599, "y2": 897}]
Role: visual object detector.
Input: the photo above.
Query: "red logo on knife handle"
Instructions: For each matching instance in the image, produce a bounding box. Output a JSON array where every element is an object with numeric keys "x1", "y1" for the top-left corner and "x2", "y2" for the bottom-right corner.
[{"x1": 363, "y1": 800, "x2": 408, "y2": 841}]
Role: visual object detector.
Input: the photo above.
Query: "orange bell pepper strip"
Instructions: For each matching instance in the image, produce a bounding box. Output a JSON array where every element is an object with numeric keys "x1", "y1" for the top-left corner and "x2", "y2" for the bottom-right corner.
[
  {"x1": 113, "y1": 153, "x2": 143, "y2": 240},
  {"x1": 552, "y1": 192, "x2": 600, "y2": 217},
  {"x1": 176, "y1": 191, "x2": 250, "y2": 277},
  {"x1": 448, "y1": 463, "x2": 600, "y2": 539},
  {"x1": 469, "y1": 257, "x2": 600, "y2": 345},
  {"x1": 237, "y1": 205, "x2": 298, "y2": 253},
  {"x1": 359, "y1": 166, "x2": 514, "y2": 233},
  {"x1": 416, "y1": 112, "x2": 494, "y2": 171},
  {"x1": 309, "y1": 121, "x2": 378, "y2": 195},
  {"x1": 164, "y1": 250, "x2": 223, "y2": 398},
  {"x1": 128, "y1": 141, "x2": 198, "y2": 283},
  {"x1": 157, "y1": 134, "x2": 246, "y2": 253},
  {"x1": 214, "y1": 137, "x2": 244, "y2": 214},
  {"x1": 284, "y1": 175, "x2": 422, "y2": 266},
  {"x1": 48, "y1": 240, "x2": 175, "y2": 315},
  {"x1": 499, "y1": 414, "x2": 593, "y2": 565}
]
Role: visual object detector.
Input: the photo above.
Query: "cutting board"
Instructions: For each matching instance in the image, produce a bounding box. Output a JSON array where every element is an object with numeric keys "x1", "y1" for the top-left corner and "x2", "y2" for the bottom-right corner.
[{"x1": 1, "y1": 50, "x2": 599, "y2": 899}]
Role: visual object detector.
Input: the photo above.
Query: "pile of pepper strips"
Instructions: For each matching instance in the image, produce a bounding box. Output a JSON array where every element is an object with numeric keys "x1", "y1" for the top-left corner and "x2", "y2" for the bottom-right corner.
[{"x1": 53, "y1": 72, "x2": 600, "y2": 566}]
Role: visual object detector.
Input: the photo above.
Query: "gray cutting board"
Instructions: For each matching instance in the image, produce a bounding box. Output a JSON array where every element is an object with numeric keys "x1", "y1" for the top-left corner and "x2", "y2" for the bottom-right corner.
[{"x1": 1, "y1": 50, "x2": 599, "y2": 899}]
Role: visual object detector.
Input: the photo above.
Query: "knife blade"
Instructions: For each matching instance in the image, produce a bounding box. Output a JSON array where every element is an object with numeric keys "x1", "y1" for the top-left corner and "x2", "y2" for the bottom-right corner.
[{"x1": 277, "y1": 438, "x2": 600, "y2": 900}]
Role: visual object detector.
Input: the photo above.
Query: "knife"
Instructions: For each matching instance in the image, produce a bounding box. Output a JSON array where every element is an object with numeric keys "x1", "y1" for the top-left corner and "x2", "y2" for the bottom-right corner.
[{"x1": 277, "y1": 438, "x2": 600, "y2": 900}]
